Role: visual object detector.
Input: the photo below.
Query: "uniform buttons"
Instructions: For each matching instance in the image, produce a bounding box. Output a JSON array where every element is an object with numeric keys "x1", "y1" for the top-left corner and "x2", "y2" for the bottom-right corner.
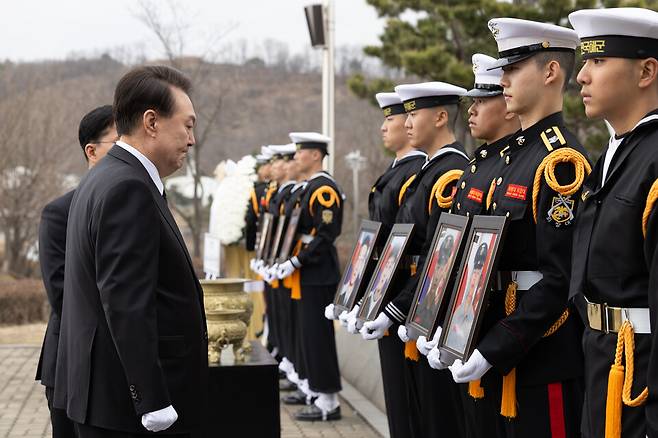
[
  {"x1": 480, "y1": 150, "x2": 488, "y2": 158},
  {"x1": 506, "y1": 211, "x2": 510, "y2": 217},
  {"x1": 457, "y1": 202, "x2": 461, "y2": 210},
  {"x1": 466, "y1": 212, "x2": 470, "y2": 217},
  {"x1": 461, "y1": 181, "x2": 466, "y2": 189},
  {"x1": 471, "y1": 164, "x2": 477, "y2": 173},
  {"x1": 505, "y1": 156, "x2": 510, "y2": 165},
  {"x1": 492, "y1": 202, "x2": 497, "y2": 210},
  {"x1": 496, "y1": 177, "x2": 502, "y2": 186}
]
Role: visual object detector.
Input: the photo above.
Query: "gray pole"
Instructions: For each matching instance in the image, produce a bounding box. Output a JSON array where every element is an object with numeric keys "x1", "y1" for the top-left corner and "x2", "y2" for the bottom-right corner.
[{"x1": 345, "y1": 150, "x2": 367, "y2": 238}]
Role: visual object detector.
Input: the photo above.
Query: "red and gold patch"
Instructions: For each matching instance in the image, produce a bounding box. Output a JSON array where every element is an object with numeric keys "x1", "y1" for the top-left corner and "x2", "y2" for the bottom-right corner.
[
  {"x1": 505, "y1": 184, "x2": 527, "y2": 201},
  {"x1": 467, "y1": 188, "x2": 484, "y2": 203}
]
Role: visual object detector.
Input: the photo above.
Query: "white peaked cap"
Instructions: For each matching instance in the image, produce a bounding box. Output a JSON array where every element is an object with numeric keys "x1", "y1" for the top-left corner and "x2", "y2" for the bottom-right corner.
[
  {"x1": 289, "y1": 132, "x2": 331, "y2": 144},
  {"x1": 375, "y1": 92, "x2": 403, "y2": 109},
  {"x1": 465, "y1": 54, "x2": 504, "y2": 97},
  {"x1": 569, "y1": 7, "x2": 658, "y2": 39},
  {"x1": 394, "y1": 82, "x2": 467, "y2": 102}
]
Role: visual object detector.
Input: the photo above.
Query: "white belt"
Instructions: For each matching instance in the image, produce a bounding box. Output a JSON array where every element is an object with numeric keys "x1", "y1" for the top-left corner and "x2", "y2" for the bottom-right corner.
[
  {"x1": 584, "y1": 296, "x2": 651, "y2": 334},
  {"x1": 497, "y1": 271, "x2": 543, "y2": 291},
  {"x1": 300, "y1": 234, "x2": 314, "y2": 244}
]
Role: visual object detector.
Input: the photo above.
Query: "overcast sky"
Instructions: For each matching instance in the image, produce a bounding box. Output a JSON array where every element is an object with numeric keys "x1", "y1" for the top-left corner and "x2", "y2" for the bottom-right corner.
[{"x1": 0, "y1": 0, "x2": 388, "y2": 62}]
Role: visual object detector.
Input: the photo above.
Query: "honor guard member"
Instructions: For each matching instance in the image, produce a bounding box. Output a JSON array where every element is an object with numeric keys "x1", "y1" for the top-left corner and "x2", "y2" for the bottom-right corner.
[
  {"x1": 333, "y1": 91, "x2": 425, "y2": 438},
  {"x1": 426, "y1": 53, "x2": 520, "y2": 438},
  {"x1": 445, "y1": 19, "x2": 589, "y2": 438},
  {"x1": 245, "y1": 151, "x2": 272, "y2": 251},
  {"x1": 569, "y1": 8, "x2": 658, "y2": 438},
  {"x1": 277, "y1": 132, "x2": 343, "y2": 421},
  {"x1": 360, "y1": 81, "x2": 470, "y2": 438}
]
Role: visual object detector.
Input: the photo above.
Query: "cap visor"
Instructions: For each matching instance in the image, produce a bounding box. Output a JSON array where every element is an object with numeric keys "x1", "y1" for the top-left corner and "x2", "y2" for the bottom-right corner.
[
  {"x1": 486, "y1": 53, "x2": 535, "y2": 71},
  {"x1": 465, "y1": 88, "x2": 503, "y2": 98}
]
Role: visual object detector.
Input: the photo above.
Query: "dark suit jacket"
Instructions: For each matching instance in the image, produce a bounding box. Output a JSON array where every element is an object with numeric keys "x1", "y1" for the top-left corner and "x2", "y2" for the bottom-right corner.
[
  {"x1": 53, "y1": 145, "x2": 208, "y2": 433},
  {"x1": 36, "y1": 190, "x2": 75, "y2": 388}
]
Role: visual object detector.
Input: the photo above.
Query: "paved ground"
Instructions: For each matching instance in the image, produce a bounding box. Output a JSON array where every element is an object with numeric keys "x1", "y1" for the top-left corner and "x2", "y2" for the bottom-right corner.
[{"x1": 0, "y1": 344, "x2": 381, "y2": 438}]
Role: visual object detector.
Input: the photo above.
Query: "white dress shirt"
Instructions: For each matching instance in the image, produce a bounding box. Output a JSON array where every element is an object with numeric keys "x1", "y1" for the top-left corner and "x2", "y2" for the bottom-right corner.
[{"x1": 115, "y1": 141, "x2": 164, "y2": 195}]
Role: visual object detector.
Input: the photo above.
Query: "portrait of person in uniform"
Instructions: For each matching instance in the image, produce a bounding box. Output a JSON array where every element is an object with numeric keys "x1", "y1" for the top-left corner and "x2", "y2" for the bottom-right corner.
[
  {"x1": 361, "y1": 235, "x2": 406, "y2": 321},
  {"x1": 412, "y1": 227, "x2": 459, "y2": 329},
  {"x1": 444, "y1": 232, "x2": 496, "y2": 355},
  {"x1": 336, "y1": 231, "x2": 374, "y2": 308}
]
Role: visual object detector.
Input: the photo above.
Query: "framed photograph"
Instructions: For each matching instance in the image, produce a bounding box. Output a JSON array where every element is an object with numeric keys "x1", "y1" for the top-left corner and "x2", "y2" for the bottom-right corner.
[
  {"x1": 277, "y1": 207, "x2": 302, "y2": 263},
  {"x1": 357, "y1": 224, "x2": 414, "y2": 324},
  {"x1": 256, "y1": 212, "x2": 274, "y2": 261},
  {"x1": 332, "y1": 220, "x2": 383, "y2": 317},
  {"x1": 405, "y1": 213, "x2": 470, "y2": 341},
  {"x1": 438, "y1": 215, "x2": 508, "y2": 365},
  {"x1": 267, "y1": 215, "x2": 287, "y2": 265}
]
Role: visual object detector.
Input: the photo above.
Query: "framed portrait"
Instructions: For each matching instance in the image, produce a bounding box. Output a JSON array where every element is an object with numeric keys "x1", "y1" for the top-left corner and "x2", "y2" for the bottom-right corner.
[
  {"x1": 438, "y1": 215, "x2": 508, "y2": 365},
  {"x1": 277, "y1": 207, "x2": 302, "y2": 263},
  {"x1": 356, "y1": 224, "x2": 414, "y2": 324},
  {"x1": 332, "y1": 220, "x2": 383, "y2": 318},
  {"x1": 267, "y1": 215, "x2": 287, "y2": 265},
  {"x1": 256, "y1": 212, "x2": 274, "y2": 261},
  {"x1": 405, "y1": 213, "x2": 470, "y2": 341}
]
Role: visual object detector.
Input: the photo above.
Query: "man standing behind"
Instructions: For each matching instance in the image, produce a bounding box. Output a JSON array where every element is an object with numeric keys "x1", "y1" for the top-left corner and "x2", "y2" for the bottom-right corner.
[
  {"x1": 36, "y1": 105, "x2": 116, "y2": 438},
  {"x1": 54, "y1": 65, "x2": 208, "y2": 437}
]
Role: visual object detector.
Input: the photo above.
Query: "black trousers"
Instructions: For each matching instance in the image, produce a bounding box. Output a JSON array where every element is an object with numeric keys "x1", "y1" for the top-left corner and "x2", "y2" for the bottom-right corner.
[
  {"x1": 263, "y1": 284, "x2": 279, "y2": 353},
  {"x1": 378, "y1": 330, "x2": 415, "y2": 438},
  {"x1": 297, "y1": 284, "x2": 341, "y2": 393},
  {"x1": 45, "y1": 386, "x2": 76, "y2": 438},
  {"x1": 74, "y1": 422, "x2": 190, "y2": 438},
  {"x1": 274, "y1": 285, "x2": 293, "y2": 361},
  {"x1": 483, "y1": 376, "x2": 584, "y2": 438},
  {"x1": 405, "y1": 357, "x2": 465, "y2": 438},
  {"x1": 457, "y1": 382, "x2": 504, "y2": 438},
  {"x1": 581, "y1": 326, "x2": 649, "y2": 438}
]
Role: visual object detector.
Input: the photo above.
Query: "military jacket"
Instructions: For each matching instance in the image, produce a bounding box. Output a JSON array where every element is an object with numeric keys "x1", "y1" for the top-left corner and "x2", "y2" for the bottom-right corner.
[
  {"x1": 295, "y1": 172, "x2": 344, "y2": 286},
  {"x1": 476, "y1": 112, "x2": 589, "y2": 385},
  {"x1": 383, "y1": 143, "x2": 469, "y2": 323},
  {"x1": 245, "y1": 181, "x2": 267, "y2": 251}
]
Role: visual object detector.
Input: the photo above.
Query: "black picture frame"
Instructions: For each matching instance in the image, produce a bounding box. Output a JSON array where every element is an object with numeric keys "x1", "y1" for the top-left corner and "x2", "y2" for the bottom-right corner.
[
  {"x1": 256, "y1": 212, "x2": 274, "y2": 261},
  {"x1": 332, "y1": 220, "x2": 383, "y2": 317},
  {"x1": 267, "y1": 215, "x2": 287, "y2": 265},
  {"x1": 438, "y1": 215, "x2": 508, "y2": 365},
  {"x1": 405, "y1": 213, "x2": 470, "y2": 341},
  {"x1": 356, "y1": 223, "x2": 414, "y2": 324},
  {"x1": 277, "y1": 207, "x2": 302, "y2": 263}
]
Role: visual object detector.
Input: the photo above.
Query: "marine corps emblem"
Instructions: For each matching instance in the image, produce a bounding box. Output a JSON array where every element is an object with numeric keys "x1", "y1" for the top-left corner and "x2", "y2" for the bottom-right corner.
[
  {"x1": 547, "y1": 194, "x2": 575, "y2": 226},
  {"x1": 488, "y1": 22, "x2": 500, "y2": 37},
  {"x1": 322, "y1": 209, "x2": 333, "y2": 224}
]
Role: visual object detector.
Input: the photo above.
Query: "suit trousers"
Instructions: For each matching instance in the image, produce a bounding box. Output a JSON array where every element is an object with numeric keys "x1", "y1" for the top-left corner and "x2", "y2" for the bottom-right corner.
[
  {"x1": 74, "y1": 422, "x2": 190, "y2": 438},
  {"x1": 378, "y1": 331, "x2": 415, "y2": 438},
  {"x1": 45, "y1": 386, "x2": 76, "y2": 438},
  {"x1": 457, "y1": 382, "x2": 504, "y2": 438}
]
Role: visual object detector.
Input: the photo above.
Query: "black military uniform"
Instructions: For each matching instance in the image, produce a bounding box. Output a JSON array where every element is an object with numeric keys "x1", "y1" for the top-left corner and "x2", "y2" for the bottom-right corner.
[
  {"x1": 245, "y1": 180, "x2": 267, "y2": 251},
  {"x1": 384, "y1": 141, "x2": 469, "y2": 438},
  {"x1": 476, "y1": 112, "x2": 588, "y2": 438},
  {"x1": 261, "y1": 180, "x2": 280, "y2": 358},
  {"x1": 567, "y1": 9, "x2": 658, "y2": 437},
  {"x1": 369, "y1": 144, "x2": 425, "y2": 438}
]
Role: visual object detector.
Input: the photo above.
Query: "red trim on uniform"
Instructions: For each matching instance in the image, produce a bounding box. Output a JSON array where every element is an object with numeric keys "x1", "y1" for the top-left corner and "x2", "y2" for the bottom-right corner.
[
  {"x1": 467, "y1": 188, "x2": 483, "y2": 203},
  {"x1": 451, "y1": 186, "x2": 457, "y2": 198},
  {"x1": 505, "y1": 184, "x2": 527, "y2": 200},
  {"x1": 547, "y1": 382, "x2": 566, "y2": 438}
]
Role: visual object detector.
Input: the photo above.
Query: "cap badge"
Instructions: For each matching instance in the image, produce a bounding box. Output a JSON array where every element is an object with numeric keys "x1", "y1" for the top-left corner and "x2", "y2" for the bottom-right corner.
[
  {"x1": 488, "y1": 22, "x2": 500, "y2": 38},
  {"x1": 516, "y1": 136, "x2": 525, "y2": 146},
  {"x1": 480, "y1": 150, "x2": 487, "y2": 158},
  {"x1": 541, "y1": 41, "x2": 551, "y2": 49}
]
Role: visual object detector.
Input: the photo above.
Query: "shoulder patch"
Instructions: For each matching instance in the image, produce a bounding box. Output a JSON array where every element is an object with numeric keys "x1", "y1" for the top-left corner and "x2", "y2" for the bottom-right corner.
[{"x1": 540, "y1": 126, "x2": 567, "y2": 152}]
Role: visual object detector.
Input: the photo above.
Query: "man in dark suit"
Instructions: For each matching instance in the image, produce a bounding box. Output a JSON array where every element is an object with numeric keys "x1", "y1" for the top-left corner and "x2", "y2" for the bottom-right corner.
[
  {"x1": 36, "y1": 104, "x2": 116, "y2": 438},
  {"x1": 54, "y1": 65, "x2": 208, "y2": 437}
]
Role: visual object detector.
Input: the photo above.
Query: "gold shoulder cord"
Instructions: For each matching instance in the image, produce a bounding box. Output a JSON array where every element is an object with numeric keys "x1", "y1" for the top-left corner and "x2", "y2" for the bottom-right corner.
[
  {"x1": 398, "y1": 174, "x2": 417, "y2": 206},
  {"x1": 642, "y1": 179, "x2": 658, "y2": 237},
  {"x1": 309, "y1": 186, "x2": 340, "y2": 216},
  {"x1": 428, "y1": 169, "x2": 463, "y2": 214}
]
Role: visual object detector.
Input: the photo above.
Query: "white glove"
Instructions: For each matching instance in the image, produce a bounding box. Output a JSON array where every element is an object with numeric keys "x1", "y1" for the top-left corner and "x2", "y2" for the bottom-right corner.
[
  {"x1": 141, "y1": 405, "x2": 178, "y2": 432},
  {"x1": 417, "y1": 326, "x2": 442, "y2": 356},
  {"x1": 264, "y1": 264, "x2": 279, "y2": 284},
  {"x1": 249, "y1": 258, "x2": 258, "y2": 272},
  {"x1": 338, "y1": 310, "x2": 349, "y2": 326},
  {"x1": 324, "y1": 303, "x2": 337, "y2": 320},
  {"x1": 427, "y1": 346, "x2": 449, "y2": 370},
  {"x1": 345, "y1": 305, "x2": 362, "y2": 333},
  {"x1": 449, "y1": 349, "x2": 492, "y2": 383},
  {"x1": 360, "y1": 313, "x2": 393, "y2": 340},
  {"x1": 397, "y1": 325, "x2": 410, "y2": 342},
  {"x1": 276, "y1": 260, "x2": 296, "y2": 279}
]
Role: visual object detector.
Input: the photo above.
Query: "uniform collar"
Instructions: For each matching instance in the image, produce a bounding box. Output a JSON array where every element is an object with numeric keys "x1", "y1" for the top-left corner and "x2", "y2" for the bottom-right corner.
[
  {"x1": 307, "y1": 171, "x2": 335, "y2": 183},
  {"x1": 278, "y1": 180, "x2": 295, "y2": 192},
  {"x1": 472, "y1": 136, "x2": 510, "y2": 163},
  {"x1": 422, "y1": 142, "x2": 468, "y2": 169},
  {"x1": 510, "y1": 111, "x2": 564, "y2": 149},
  {"x1": 392, "y1": 150, "x2": 427, "y2": 168}
]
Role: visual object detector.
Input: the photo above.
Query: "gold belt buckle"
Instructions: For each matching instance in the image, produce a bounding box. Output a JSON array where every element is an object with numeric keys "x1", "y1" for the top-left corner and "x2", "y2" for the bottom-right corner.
[
  {"x1": 606, "y1": 306, "x2": 623, "y2": 333},
  {"x1": 587, "y1": 301, "x2": 623, "y2": 333},
  {"x1": 586, "y1": 301, "x2": 602, "y2": 331}
]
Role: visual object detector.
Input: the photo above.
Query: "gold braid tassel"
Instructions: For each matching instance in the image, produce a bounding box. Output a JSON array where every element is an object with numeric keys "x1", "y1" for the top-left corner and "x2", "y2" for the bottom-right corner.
[
  {"x1": 287, "y1": 238, "x2": 304, "y2": 300},
  {"x1": 605, "y1": 321, "x2": 649, "y2": 438},
  {"x1": 499, "y1": 280, "x2": 570, "y2": 418},
  {"x1": 404, "y1": 340, "x2": 420, "y2": 362},
  {"x1": 531, "y1": 148, "x2": 592, "y2": 223},
  {"x1": 468, "y1": 380, "x2": 485, "y2": 399},
  {"x1": 428, "y1": 169, "x2": 464, "y2": 213},
  {"x1": 642, "y1": 179, "x2": 658, "y2": 238}
]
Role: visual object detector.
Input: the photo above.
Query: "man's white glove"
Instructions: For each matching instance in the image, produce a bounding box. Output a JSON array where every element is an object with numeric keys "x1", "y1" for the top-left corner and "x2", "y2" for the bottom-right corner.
[
  {"x1": 276, "y1": 260, "x2": 296, "y2": 279},
  {"x1": 345, "y1": 306, "x2": 362, "y2": 333},
  {"x1": 264, "y1": 264, "x2": 279, "y2": 284},
  {"x1": 417, "y1": 326, "x2": 442, "y2": 356},
  {"x1": 338, "y1": 310, "x2": 350, "y2": 327},
  {"x1": 427, "y1": 346, "x2": 449, "y2": 370},
  {"x1": 397, "y1": 325, "x2": 410, "y2": 342},
  {"x1": 360, "y1": 313, "x2": 393, "y2": 340},
  {"x1": 449, "y1": 349, "x2": 492, "y2": 383},
  {"x1": 324, "y1": 303, "x2": 337, "y2": 320},
  {"x1": 141, "y1": 405, "x2": 178, "y2": 432},
  {"x1": 249, "y1": 258, "x2": 258, "y2": 272}
]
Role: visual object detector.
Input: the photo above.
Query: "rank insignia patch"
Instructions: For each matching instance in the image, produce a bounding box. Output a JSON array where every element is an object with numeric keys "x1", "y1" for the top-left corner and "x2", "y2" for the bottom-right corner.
[
  {"x1": 467, "y1": 188, "x2": 484, "y2": 203},
  {"x1": 505, "y1": 184, "x2": 527, "y2": 201},
  {"x1": 547, "y1": 194, "x2": 575, "y2": 226},
  {"x1": 322, "y1": 209, "x2": 333, "y2": 224}
]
